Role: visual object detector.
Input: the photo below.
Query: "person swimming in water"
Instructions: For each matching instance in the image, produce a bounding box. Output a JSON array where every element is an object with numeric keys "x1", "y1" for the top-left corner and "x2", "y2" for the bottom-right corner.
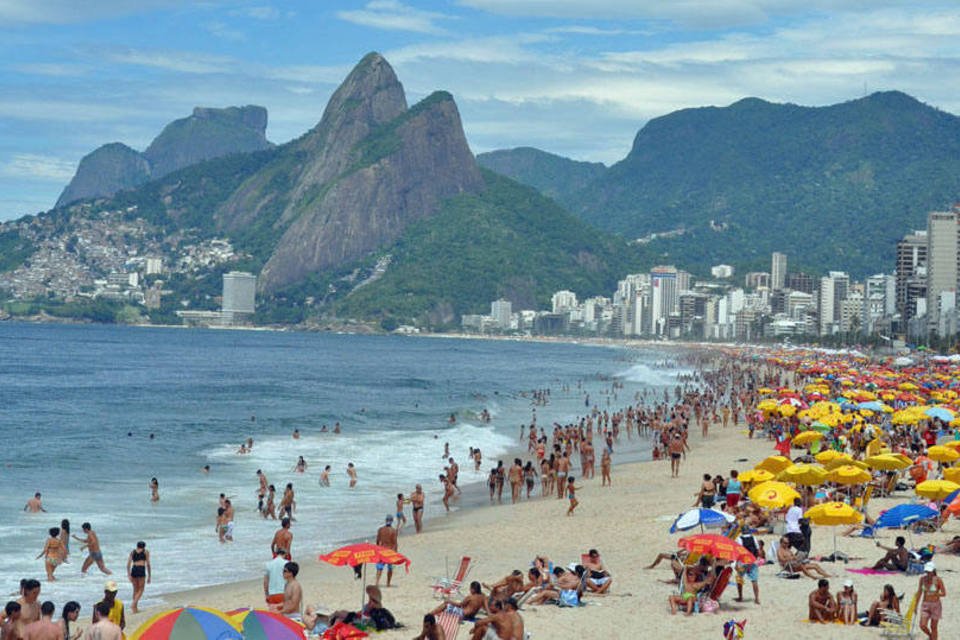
[
  {"x1": 149, "y1": 478, "x2": 159, "y2": 502},
  {"x1": 293, "y1": 456, "x2": 306, "y2": 473},
  {"x1": 319, "y1": 466, "x2": 331, "y2": 487}
]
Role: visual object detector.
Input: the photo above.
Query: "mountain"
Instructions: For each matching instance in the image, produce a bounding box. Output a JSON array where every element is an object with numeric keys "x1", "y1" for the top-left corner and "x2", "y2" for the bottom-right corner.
[
  {"x1": 476, "y1": 147, "x2": 606, "y2": 204},
  {"x1": 332, "y1": 169, "x2": 648, "y2": 325},
  {"x1": 484, "y1": 92, "x2": 960, "y2": 277},
  {"x1": 214, "y1": 53, "x2": 484, "y2": 293},
  {"x1": 56, "y1": 105, "x2": 271, "y2": 207}
]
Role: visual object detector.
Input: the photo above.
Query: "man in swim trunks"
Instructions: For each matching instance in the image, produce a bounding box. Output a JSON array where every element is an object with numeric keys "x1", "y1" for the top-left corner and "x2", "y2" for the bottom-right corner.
[
  {"x1": 272, "y1": 518, "x2": 293, "y2": 560},
  {"x1": 347, "y1": 463, "x2": 358, "y2": 488},
  {"x1": 264, "y1": 549, "x2": 288, "y2": 609},
  {"x1": 75, "y1": 523, "x2": 112, "y2": 576},
  {"x1": 555, "y1": 454, "x2": 570, "y2": 499},
  {"x1": 469, "y1": 598, "x2": 515, "y2": 640},
  {"x1": 808, "y1": 579, "x2": 837, "y2": 623},
  {"x1": 447, "y1": 458, "x2": 461, "y2": 495},
  {"x1": 22, "y1": 600, "x2": 58, "y2": 640},
  {"x1": 376, "y1": 515, "x2": 398, "y2": 587},
  {"x1": 17, "y1": 580, "x2": 41, "y2": 626},
  {"x1": 411, "y1": 484, "x2": 425, "y2": 533},
  {"x1": 668, "y1": 432, "x2": 684, "y2": 477}
]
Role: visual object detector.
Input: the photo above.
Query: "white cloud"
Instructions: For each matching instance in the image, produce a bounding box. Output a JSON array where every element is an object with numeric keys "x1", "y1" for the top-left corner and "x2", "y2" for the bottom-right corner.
[
  {"x1": 204, "y1": 20, "x2": 246, "y2": 41},
  {"x1": 104, "y1": 48, "x2": 237, "y2": 74},
  {"x1": 0, "y1": 154, "x2": 76, "y2": 181},
  {"x1": 338, "y1": 0, "x2": 453, "y2": 35},
  {"x1": 232, "y1": 5, "x2": 281, "y2": 20},
  {"x1": 8, "y1": 62, "x2": 90, "y2": 76},
  {"x1": 0, "y1": 0, "x2": 186, "y2": 25}
]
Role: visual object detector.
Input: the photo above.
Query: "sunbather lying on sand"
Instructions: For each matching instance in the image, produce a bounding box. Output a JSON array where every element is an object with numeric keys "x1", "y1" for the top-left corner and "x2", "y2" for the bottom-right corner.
[{"x1": 777, "y1": 536, "x2": 832, "y2": 579}]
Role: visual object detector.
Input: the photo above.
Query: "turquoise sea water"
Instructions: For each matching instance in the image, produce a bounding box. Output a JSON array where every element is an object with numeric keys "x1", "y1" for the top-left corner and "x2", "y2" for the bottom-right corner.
[{"x1": 0, "y1": 323, "x2": 685, "y2": 608}]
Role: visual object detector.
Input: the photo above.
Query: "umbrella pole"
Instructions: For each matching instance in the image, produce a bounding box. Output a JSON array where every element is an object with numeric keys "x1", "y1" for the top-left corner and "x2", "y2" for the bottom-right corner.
[{"x1": 361, "y1": 563, "x2": 367, "y2": 613}]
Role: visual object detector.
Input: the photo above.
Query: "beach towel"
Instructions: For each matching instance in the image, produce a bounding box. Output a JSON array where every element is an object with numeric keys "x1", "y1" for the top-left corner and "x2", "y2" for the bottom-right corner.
[{"x1": 845, "y1": 568, "x2": 898, "y2": 575}]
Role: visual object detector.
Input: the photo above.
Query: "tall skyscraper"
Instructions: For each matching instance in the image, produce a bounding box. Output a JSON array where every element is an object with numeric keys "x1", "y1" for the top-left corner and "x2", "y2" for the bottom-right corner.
[
  {"x1": 491, "y1": 299, "x2": 512, "y2": 329},
  {"x1": 650, "y1": 266, "x2": 679, "y2": 336},
  {"x1": 896, "y1": 230, "x2": 927, "y2": 322},
  {"x1": 926, "y1": 211, "x2": 959, "y2": 328},
  {"x1": 771, "y1": 252, "x2": 787, "y2": 290},
  {"x1": 222, "y1": 271, "x2": 256, "y2": 315},
  {"x1": 819, "y1": 271, "x2": 849, "y2": 335}
]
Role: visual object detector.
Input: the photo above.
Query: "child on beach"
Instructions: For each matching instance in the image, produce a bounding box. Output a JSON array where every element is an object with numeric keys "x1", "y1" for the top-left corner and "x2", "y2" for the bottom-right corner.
[
  {"x1": 566, "y1": 477, "x2": 581, "y2": 516},
  {"x1": 395, "y1": 493, "x2": 409, "y2": 531}
]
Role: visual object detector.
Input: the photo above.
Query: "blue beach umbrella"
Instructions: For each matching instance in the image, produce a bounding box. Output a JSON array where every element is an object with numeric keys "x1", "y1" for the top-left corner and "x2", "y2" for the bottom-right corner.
[
  {"x1": 857, "y1": 401, "x2": 887, "y2": 411},
  {"x1": 669, "y1": 508, "x2": 735, "y2": 533},
  {"x1": 926, "y1": 407, "x2": 955, "y2": 422},
  {"x1": 875, "y1": 504, "x2": 939, "y2": 529}
]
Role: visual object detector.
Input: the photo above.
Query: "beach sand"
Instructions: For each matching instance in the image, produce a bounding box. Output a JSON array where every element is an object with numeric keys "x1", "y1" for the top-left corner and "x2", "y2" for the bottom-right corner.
[{"x1": 125, "y1": 416, "x2": 959, "y2": 639}]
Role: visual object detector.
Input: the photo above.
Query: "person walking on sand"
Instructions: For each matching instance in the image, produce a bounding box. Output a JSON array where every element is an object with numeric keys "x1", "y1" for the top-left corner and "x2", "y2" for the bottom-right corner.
[
  {"x1": 508, "y1": 459, "x2": 523, "y2": 504},
  {"x1": 566, "y1": 477, "x2": 581, "y2": 516},
  {"x1": 75, "y1": 523, "x2": 111, "y2": 576},
  {"x1": 126, "y1": 541, "x2": 150, "y2": 613},
  {"x1": 375, "y1": 515, "x2": 398, "y2": 587},
  {"x1": 411, "y1": 484, "x2": 425, "y2": 533},
  {"x1": 668, "y1": 432, "x2": 684, "y2": 478},
  {"x1": 440, "y1": 475, "x2": 454, "y2": 512},
  {"x1": 601, "y1": 448, "x2": 612, "y2": 486},
  {"x1": 37, "y1": 528, "x2": 66, "y2": 582},
  {"x1": 918, "y1": 562, "x2": 946, "y2": 640}
]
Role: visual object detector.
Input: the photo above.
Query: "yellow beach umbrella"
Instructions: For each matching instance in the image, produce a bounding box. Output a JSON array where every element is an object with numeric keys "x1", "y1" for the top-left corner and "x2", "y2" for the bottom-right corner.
[
  {"x1": 916, "y1": 479, "x2": 960, "y2": 501},
  {"x1": 777, "y1": 464, "x2": 829, "y2": 486},
  {"x1": 825, "y1": 457, "x2": 869, "y2": 471},
  {"x1": 755, "y1": 456, "x2": 792, "y2": 474},
  {"x1": 804, "y1": 501, "x2": 863, "y2": 526},
  {"x1": 779, "y1": 404, "x2": 797, "y2": 417},
  {"x1": 757, "y1": 399, "x2": 779, "y2": 412},
  {"x1": 943, "y1": 468, "x2": 960, "y2": 484},
  {"x1": 826, "y1": 465, "x2": 873, "y2": 485},
  {"x1": 792, "y1": 431, "x2": 823, "y2": 446},
  {"x1": 941, "y1": 440, "x2": 960, "y2": 450},
  {"x1": 815, "y1": 450, "x2": 849, "y2": 464},
  {"x1": 865, "y1": 454, "x2": 912, "y2": 471},
  {"x1": 748, "y1": 481, "x2": 801, "y2": 508},
  {"x1": 738, "y1": 468, "x2": 775, "y2": 484},
  {"x1": 927, "y1": 446, "x2": 960, "y2": 464}
]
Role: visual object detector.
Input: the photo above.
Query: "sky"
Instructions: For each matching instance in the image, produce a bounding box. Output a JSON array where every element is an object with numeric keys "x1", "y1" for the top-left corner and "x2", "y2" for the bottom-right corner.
[{"x1": 1, "y1": 0, "x2": 959, "y2": 220}]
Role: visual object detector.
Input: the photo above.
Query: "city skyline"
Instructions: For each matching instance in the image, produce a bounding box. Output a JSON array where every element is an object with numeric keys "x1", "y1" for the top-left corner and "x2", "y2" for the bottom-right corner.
[{"x1": 2, "y1": 0, "x2": 960, "y2": 220}]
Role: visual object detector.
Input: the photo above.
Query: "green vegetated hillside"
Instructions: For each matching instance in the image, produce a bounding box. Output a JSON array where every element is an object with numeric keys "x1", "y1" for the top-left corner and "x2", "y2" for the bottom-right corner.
[
  {"x1": 476, "y1": 147, "x2": 606, "y2": 205},
  {"x1": 487, "y1": 92, "x2": 960, "y2": 277},
  {"x1": 334, "y1": 170, "x2": 649, "y2": 325}
]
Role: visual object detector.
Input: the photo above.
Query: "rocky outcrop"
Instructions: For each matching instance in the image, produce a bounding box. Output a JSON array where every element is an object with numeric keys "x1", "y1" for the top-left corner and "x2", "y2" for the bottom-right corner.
[
  {"x1": 57, "y1": 106, "x2": 271, "y2": 207},
  {"x1": 56, "y1": 143, "x2": 150, "y2": 207},
  {"x1": 215, "y1": 53, "x2": 484, "y2": 293}
]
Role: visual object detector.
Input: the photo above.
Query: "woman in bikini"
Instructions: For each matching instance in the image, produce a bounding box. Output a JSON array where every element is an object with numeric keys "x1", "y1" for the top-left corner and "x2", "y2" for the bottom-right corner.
[
  {"x1": 37, "y1": 527, "x2": 66, "y2": 581},
  {"x1": 149, "y1": 477, "x2": 160, "y2": 502},
  {"x1": 918, "y1": 562, "x2": 946, "y2": 640},
  {"x1": 127, "y1": 541, "x2": 151, "y2": 613}
]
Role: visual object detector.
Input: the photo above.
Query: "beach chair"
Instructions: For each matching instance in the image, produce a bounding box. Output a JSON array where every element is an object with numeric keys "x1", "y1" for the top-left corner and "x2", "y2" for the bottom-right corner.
[
  {"x1": 432, "y1": 556, "x2": 472, "y2": 600},
  {"x1": 436, "y1": 610, "x2": 461, "y2": 640},
  {"x1": 854, "y1": 485, "x2": 873, "y2": 509},
  {"x1": 880, "y1": 591, "x2": 918, "y2": 639},
  {"x1": 695, "y1": 566, "x2": 732, "y2": 613}
]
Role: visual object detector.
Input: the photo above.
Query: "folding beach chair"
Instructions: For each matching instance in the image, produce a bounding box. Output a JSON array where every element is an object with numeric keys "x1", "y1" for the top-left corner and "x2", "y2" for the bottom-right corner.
[
  {"x1": 880, "y1": 591, "x2": 918, "y2": 639},
  {"x1": 436, "y1": 610, "x2": 461, "y2": 639},
  {"x1": 432, "y1": 556, "x2": 472, "y2": 599}
]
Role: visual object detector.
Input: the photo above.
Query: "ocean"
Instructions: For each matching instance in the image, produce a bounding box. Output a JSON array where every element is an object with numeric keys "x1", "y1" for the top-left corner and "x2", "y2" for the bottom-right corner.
[{"x1": 0, "y1": 323, "x2": 688, "y2": 609}]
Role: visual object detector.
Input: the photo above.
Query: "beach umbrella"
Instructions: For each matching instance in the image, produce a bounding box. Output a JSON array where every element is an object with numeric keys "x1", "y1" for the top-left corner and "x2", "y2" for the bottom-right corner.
[
  {"x1": 747, "y1": 481, "x2": 800, "y2": 508},
  {"x1": 857, "y1": 401, "x2": 887, "y2": 411},
  {"x1": 944, "y1": 468, "x2": 960, "y2": 484},
  {"x1": 815, "y1": 450, "x2": 849, "y2": 464},
  {"x1": 792, "y1": 431, "x2": 823, "y2": 446},
  {"x1": 810, "y1": 421, "x2": 833, "y2": 432},
  {"x1": 915, "y1": 479, "x2": 960, "y2": 501},
  {"x1": 755, "y1": 456, "x2": 792, "y2": 474},
  {"x1": 940, "y1": 441, "x2": 960, "y2": 451},
  {"x1": 319, "y1": 543, "x2": 410, "y2": 611},
  {"x1": 777, "y1": 464, "x2": 828, "y2": 486},
  {"x1": 865, "y1": 454, "x2": 912, "y2": 471},
  {"x1": 926, "y1": 445, "x2": 960, "y2": 464},
  {"x1": 678, "y1": 533, "x2": 756, "y2": 564},
  {"x1": 669, "y1": 508, "x2": 736, "y2": 533},
  {"x1": 875, "y1": 504, "x2": 939, "y2": 529},
  {"x1": 926, "y1": 407, "x2": 956, "y2": 422},
  {"x1": 227, "y1": 609, "x2": 306, "y2": 640},
  {"x1": 738, "y1": 468, "x2": 775, "y2": 484},
  {"x1": 805, "y1": 502, "x2": 862, "y2": 560},
  {"x1": 826, "y1": 465, "x2": 872, "y2": 485},
  {"x1": 129, "y1": 607, "x2": 241, "y2": 640}
]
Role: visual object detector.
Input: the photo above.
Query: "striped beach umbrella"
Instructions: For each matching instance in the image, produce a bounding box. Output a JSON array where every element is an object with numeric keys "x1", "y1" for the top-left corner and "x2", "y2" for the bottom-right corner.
[
  {"x1": 228, "y1": 609, "x2": 306, "y2": 640},
  {"x1": 129, "y1": 606, "x2": 241, "y2": 640}
]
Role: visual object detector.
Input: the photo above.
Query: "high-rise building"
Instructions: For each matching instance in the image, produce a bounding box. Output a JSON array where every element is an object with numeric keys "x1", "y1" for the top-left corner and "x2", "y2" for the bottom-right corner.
[
  {"x1": 895, "y1": 230, "x2": 927, "y2": 322},
  {"x1": 862, "y1": 274, "x2": 896, "y2": 334},
  {"x1": 551, "y1": 290, "x2": 578, "y2": 314},
  {"x1": 650, "y1": 266, "x2": 679, "y2": 336},
  {"x1": 926, "y1": 211, "x2": 959, "y2": 328},
  {"x1": 786, "y1": 272, "x2": 816, "y2": 295},
  {"x1": 744, "y1": 272, "x2": 771, "y2": 290},
  {"x1": 490, "y1": 299, "x2": 512, "y2": 329},
  {"x1": 222, "y1": 271, "x2": 256, "y2": 315},
  {"x1": 819, "y1": 271, "x2": 849, "y2": 335},
  {"x1": 771, "y1": 252, "x2": 787, "y2": 290}
]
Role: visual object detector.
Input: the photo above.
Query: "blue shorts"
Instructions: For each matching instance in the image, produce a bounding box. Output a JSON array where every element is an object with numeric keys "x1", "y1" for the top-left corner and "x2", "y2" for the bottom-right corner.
[
  {"x1": 375, "y1": 562, "x2": 393, "y2": 571},
  {"x1": 741, "y1": 564, "x2": 759, "y2": 582}
]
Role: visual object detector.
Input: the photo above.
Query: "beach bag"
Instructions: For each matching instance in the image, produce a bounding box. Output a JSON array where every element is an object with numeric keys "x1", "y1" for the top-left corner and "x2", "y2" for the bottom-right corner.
[
  {"x1": 558, "y1": 589, "x2": 580, "y2": 607},
  {"x1": 700, "y1": 598, "x2": 719, "y2": 614},
  {"x1": 321, "y1": 622, "x2": 368, "y2": 639}
]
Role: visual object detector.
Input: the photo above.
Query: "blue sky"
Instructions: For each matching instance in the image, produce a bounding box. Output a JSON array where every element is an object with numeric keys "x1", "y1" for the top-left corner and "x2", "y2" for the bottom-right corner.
[{"x1": 1, "y1": 0, "x2": 959, "y2": 220}]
